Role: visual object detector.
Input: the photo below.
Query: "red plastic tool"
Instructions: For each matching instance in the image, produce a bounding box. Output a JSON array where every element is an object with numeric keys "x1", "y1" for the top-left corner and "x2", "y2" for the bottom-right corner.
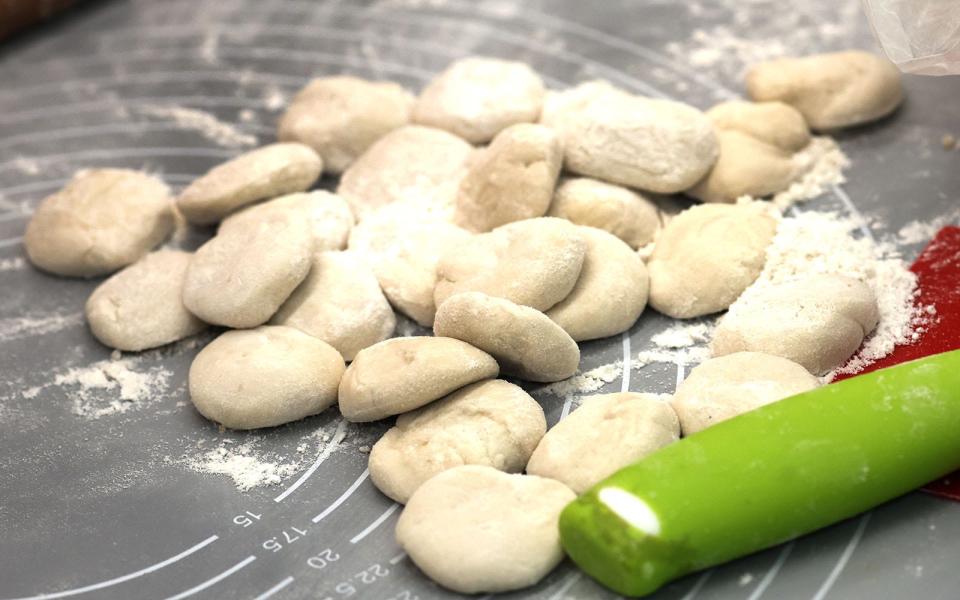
[{"x1": 833, "y1": 226, "x2": 960, "y2": 500}]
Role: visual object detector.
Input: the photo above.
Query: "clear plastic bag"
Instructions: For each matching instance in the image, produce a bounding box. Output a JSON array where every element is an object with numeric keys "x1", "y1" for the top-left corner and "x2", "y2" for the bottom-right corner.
[{"x1": 863, "y1": 0, "x2": 960, "y2": 75}]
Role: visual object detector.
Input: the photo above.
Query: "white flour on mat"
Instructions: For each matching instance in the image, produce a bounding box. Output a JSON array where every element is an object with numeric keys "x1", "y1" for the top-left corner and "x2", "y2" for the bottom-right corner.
[
  {"x1": 0, "y1": 311, "x2": 83, "y2": 341},
  {"x1": 539, "y1": 361, "x2": 623, "y2": 398},
  {"x1": 0, "y1": 256, "x2": 26, "y2": 271},
  {"x1": 53, "y1": 356, "x2": 174, "y2": 418},
  {"x1": 138, "y1": 104, "x2": 257, "y2": 148},
  {"x1": 897, "y1": 208, "x2": 960, "y2": 245}
]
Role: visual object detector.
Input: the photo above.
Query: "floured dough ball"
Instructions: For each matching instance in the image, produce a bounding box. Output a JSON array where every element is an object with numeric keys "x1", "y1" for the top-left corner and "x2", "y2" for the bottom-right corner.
[
  {"x1": 434, "y1": 217, "x2": 587, "y2": 311},
  {"x1": 85, "y1": 250, "x2": 207, "y2": 351},
  {"x1": 548, "y1": 177, "x2": 661, "y2": 250},
  {"x1": 25, "y1": 169, "x2": 174, "y2": 277},
  {"x1": 711, "y1": 274, "x2": 880, "y2": 374},
  {"x1": 746, "y1": 50, "x2": 903, "y2": 130},
  {"x1": 434, "y1": 292, "x2": 579, "y2": 382},
  {"x1": 526, "y1": 393, "x2": 679, "y2": 493},
  {"x1": 647, "y1": 202, "x2": 777, "y2": 319},
  {"x1": 706, "y1": 100, "x2": 811, "y2": 152},
  {"x1": 396, "y1": 465, "x2": 575, "y2": 594},
  {"x1": 349, "y1": 206, "x2": 472, "y2": 326},
  {"x1": 277, "y1": 75, "x2": 414, "y2": 174},
  {"x1": 338, "y1": 337, "x2": 498, "y2": 422},
  {"x1": 453, "y1": 123, "x2": 562, "y2": 232},
  {"x1": 690, "y1": 101, "x2": 812, "y2": 203},
  {"x1": 413, "y1": 57, "x2": 545, "y2": 144},
  {"x1": 271, "y1": 251, "x2": 395, "y2": 361},
  {"x1": 540, "y1": 80, "x2": 718, "y2": 193},
  {"x1": 369, "y1": 379, "x2": 546, "y2": 504},
  {"x1": 182, "y1": 210, "x2": 312, "y2": 328},
  {"x1": 177, "y1": 143, "x2": 323, "y2": 224},
  {"x1": 220, "y1": 190, "x2": 353, "y2": 253},
  {"x1": 546, "y1": 227, "x2": 649, "y2": 341},
  {"x1": 189, "y1": 326, "x2": 344, "y2": 429},
  {"x1": 672, "y1": 352, "x2": 819, "y2": 435},
  {"x1": 337, "y1": 125, "x2": 473, "y2": 221}
]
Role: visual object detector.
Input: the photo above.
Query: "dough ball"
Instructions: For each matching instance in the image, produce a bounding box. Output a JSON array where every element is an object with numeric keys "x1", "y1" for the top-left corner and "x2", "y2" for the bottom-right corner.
[
  {"x1": 369, "y1": 379, "x2": 546, "y2": 503},
  {"x1": 349, "y1": 207, "x2": 472, "y2": 326},
  {"x1": 434, "y1": 292, "x2": 580, "y2": 382},
  {"x1": 546, "y1": 227, "x2": 649, "y2": 341},
  {"x1": 711, "y1": 274, "x2": 880, "y2": 374},
  {"x1": 672, "y1": 352, "x2": 819, "y2": 435},
  {"x1": 688, "y1": 130, "x2": 800, "y2": 203},
  {"x1": 189, "y1": 325, "x2": 345, "y2": 429},
  {"x1": 647, "y1": 202, "x2": 778, "y2": 319},
  {"x1": 85, "y1": 249, "x2": 207, "y2": 351},
  {"x1": 453, "y1": 123, "x2": 562, "y2": 233},
  {"x1": 24, "y1": 169, "x2": 174, "y2": 277},
  {"x1": 337, "y1": 125, "x2": 473, "y2": 221},
  {"x1": 526, "y1": 392, "x2": 679, "y2": 493},
  {"x1": 540, "y1": 80, "x2": 718, "y2": 193},
  {"x1": 182, "y1": 210, "x2": 312, "y2": 328},
  {"x1": 338, "y1": 336, "x2": 499, "y2": 422},
  {"x1": 220, "y1": 191, "x2": 353, "y2": 253},
  {"x1": 396, "y1": 465, "x2": 575, "y2": 594},
  {"x1": 271, "y1": 251, "x2": 396, "y2": 361},
  {"x1": 548, "y1": 177, "x2": 661, "y2": 250},
  {"x1": 413, "y1": 57, "x2": 545, "y2": 144},
  {"x1": 278, "y1": 75, "x2": 414, "y2": 174},
  {"x1": 706, "y1": 100, "x2": 811, "y2": 152},
  {"x1": 434, "y1": 217, "x2": 587, "y2": 312},
  {"x1": 746, "y1": 50, "x2": 903, "y2": 130}
]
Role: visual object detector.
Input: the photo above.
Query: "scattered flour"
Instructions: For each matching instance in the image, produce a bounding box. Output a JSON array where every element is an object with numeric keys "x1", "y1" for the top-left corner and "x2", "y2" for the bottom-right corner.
[
  {"x1": 12, "y1": 157, "x2": 41, "y2": 176},
  {"x1": 729, "y1": 210, "x2": 925, "y2": 379},
  {"x1": 651, "y1": 322, "x2": 713, "y2": 349},
  {"x1": 53, "y1": 356, "x2": 174, "y2": 418},
  {"x1": 897, "y1": 208, "x2": 960, "y2": 245},
  {"x1": 539, "y1": 360, "x2": 623, "y2": 398},
  {"x1": 0, "y1": 256, "x2": 26, "y2": 271},
  {"x1": 263, "y1": 86, "x2": 287, "y2": 111},
  {"x1": 138, "y1": 104, "x2": 257, "y2": 148},
  {"x1": 0, "y1": 311, "x2": 84, "y2": 341},
  {"x1": 635, "y1": 347, "x2": 712, "y2": 368}
]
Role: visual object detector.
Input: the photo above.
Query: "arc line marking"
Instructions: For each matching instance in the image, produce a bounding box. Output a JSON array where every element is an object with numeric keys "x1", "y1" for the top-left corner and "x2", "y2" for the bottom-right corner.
[
  {"x1": 162, "y1": 555, "x2": 256, "y2": 600},
  {"x1": 831, "y1": 184, "x2": 876, "y2": 243},
  {"x1": 0, "y1": 147, "x2": 237, "y2": 174},
  {"x1": 0, "y1": 122, "x2": 270, "y2": 152},
  {"x1": 548, "y1": 571, "x2": 583, "y2": 600},
  {"x1": 675, "y1": 361, "x2": 686, "y2": 389},
  {"x1": 388, "y1": 553, "x2": 406, "y2": 565},
  {"x1": 1, "y1": 96, "x2": 277, "y2": 126},
  {"x1": 312, "y1": 468, "x2": 370, "y2": 523},
  {"x1": 559, "y1": 395, "x2": 575, "y2": 421},
  {"x1": 0, "y1": 237, "x2": 24, "y2": 249},
  {"x1": 274, "y1": 419, "x2": 348, "y2": 502},
  {"x1": 810, "y1": 513, "x2": 871, "y2": 600},
  {"x1": 621, "y1": 332, "x2": 632, "y2": 392},
  {"x1": 1, "y1": 534, "x2": 219, "y2": 600},
  {"x1": 747, "y1": 542, "x2": 795, "y2": 600},
  {"x1": 0, "y1": 174, "x2": 197, "y2": 197},
  {"x1": 252, "y1": 576, "x2": 295, "y2": 600},
  {"x1": 681, "y1": 569, "x2": 713, "y2": 600},
  {"x1": 350, "y1": 503, "x2": 400, "y2": 544}
]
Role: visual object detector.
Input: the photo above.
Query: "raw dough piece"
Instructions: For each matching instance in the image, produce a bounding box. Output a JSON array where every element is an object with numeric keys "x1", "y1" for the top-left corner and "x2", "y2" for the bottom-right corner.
[
  {"x1": 540, "y1": 80, "x2": 718, "y2": 193},
  {"x1": 182, "y1": 210, "x2": 312, "y2": 328},
  {"x1": 453, "y1": 123, "x2": 562, "y2": 232},
  {"x1": 546, "y1": 227, "x2": 649, "y2": 341},
  {"x1": 277, "y1": 75, "x2": 414, "y2": 174},
  {"x1": 433, "y1": 292, "x2": 579, "y2": 382},
  {"x1": 647, "y1": 202, "x2": 778, "y2": 319},
  {"x1": 24, "y1": 169, "x2": 174, "y2": 277},
  {"x1": 396, "y1": 465, "x2": 575, "y2": 594},
  {"x1": 413, "y1": 57, "x2": 545, "y2": 143},
  {"x1": 671, "y1": 352, "x2": 819, "y2": 435},
  {"x1": 349, "y1": 206, "x2": 472, "y2": 326},
  {"x1": 706, "y1": 100, "x2": 811, "y2": 152},
  {"x1": 526, "y1": 392, "x2": 679, "y2": 493},
  {"x1": 746, "y1": 51, "x2": 904, "y2": 130},
  {"x1": 189, "y1": 326, "x2": 344, "y2": 429},
  {"x1": 369, "y1": 379, "x2": 546, "y2": 503},
  {"x1": 711, "y1": 275, "x2": 880, "y2": 374},
  {"x1": 337, "y1": 125, "x2": 473, "y2": 221},
  {"x1": 220, "y1": 191, "x2": 353, "y2": 253},
  {"x1": 690, "y1": 101, "x2": 812, "y2": 203},
  {"x1": 177, "y1": 143, "x2": 323, "y2": 224},
  {"x1": 338, "y1": 337, "x2": 499, "y2": 422},
  {"x1": 85, "y1": 249, "x2": 207, "y2": 351},
  {"x1": 434, "y1": 217, "x2": 586, "y2": 311},
  {"x1": 548, "y1": 177, "x2": 661, "y2": 249},
  {"x1": 271, "y1": 251, "x2": 396, "y2": 361}
]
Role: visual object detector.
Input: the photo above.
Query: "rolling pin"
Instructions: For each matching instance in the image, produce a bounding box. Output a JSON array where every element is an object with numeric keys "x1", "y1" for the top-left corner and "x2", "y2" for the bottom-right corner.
[{"x1": 559, "y1": 348, "x2": 960, "y2": 597}]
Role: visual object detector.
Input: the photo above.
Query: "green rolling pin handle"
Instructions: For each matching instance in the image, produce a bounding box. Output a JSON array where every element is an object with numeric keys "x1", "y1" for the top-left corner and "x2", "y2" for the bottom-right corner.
[{"x1": 559, "y1": 349, "x2": 960, "y2": 597}]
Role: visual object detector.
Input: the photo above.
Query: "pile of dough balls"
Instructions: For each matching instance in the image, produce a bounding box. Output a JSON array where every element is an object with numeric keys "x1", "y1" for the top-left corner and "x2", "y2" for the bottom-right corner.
[{"x1": 22, "y1": 50, "x2": 903, "y2": 595}]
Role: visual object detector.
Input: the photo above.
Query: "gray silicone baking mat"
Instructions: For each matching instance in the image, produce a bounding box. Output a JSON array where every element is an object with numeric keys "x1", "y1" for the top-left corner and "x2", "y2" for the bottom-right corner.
[{"x1": 2, "y1": 1, "x2": 960, "y2": 599}]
